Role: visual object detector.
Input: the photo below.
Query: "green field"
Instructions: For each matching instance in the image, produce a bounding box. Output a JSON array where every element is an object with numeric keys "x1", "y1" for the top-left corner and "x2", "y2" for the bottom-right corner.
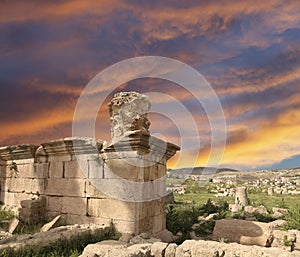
[{"x1": 171, "y1": 179, "x2": 300, "y2": 211}]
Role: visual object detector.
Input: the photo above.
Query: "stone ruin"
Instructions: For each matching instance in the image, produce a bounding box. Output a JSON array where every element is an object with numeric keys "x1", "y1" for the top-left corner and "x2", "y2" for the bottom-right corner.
[
  {"x1": 235, "y1": 186, "x2": 249, "y2": 206},
  {"x1": 108, "y1": 92, "x2": 151, "y2": 142},
  {"x1": 0, "y1": 92, "x2": 180, "y2": 235}
]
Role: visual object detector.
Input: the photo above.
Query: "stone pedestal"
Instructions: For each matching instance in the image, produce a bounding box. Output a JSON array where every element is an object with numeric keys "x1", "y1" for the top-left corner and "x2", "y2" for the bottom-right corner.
[
  {"x1": 235, "y1": 187, "x2": 249, "y2": 206},
  {"x1": 101, "y1": 131, "x2": 179, "y2": 234}
]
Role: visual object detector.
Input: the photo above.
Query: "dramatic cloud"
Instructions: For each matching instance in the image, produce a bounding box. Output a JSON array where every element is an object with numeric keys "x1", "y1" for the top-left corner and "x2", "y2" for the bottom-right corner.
[{"x1": 1, "y1": 1, "x2": 300, "y2": 170}]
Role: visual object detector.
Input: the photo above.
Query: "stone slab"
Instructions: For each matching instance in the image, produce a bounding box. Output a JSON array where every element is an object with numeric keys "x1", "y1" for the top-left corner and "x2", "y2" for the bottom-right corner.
[
  {"x1": 45, "y1": 178, "x2": 85, "y2": 197},
  {"x1": 84, "y1": 180, "x2": 108, "y2": 198},
  {"x1": 88, "y1": 159, "x2": 104, "y2": 179},
  {"x1": 61, "y1": 196, "x2": 87, "y2": 216},
  {"x1": 212, "y1": 219, "x2": 273, "y2": 247},
  {"x1": 3, "y1": 192, "x2": 37, "y2": 210},
  {"x1": 87, "y1": 198, "x2": 137, "y2": 220},
  {"x1": 40, "y1": 215, "x2": 61, "y2": 232},
  {"x1": 4, "y1": 178, "x2": 45, "y2": 194},
  {"x1": 8, "y1": 218, "x2": 20, "y2": 234},
  {"x1": 49, "y1": 161, "x2": 64, "y2": 178},
  {"x1": 64, "y1": 160, "x2": 88, "y2": 178}
]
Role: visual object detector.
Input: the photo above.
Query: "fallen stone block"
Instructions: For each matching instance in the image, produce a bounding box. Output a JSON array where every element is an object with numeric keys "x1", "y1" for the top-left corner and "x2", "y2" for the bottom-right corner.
[
  {"x1": 151, "y1": 241, "x2": 168, "y2": 257},
  {"x1": 154, "y1": 229, "x2": 174, "y2": 243},
  {"x1": 40, "y1": 215, "x2": 61, "y2": 232},
  {"x1": 8, "y1": 218, "x2": 20, "y2": 234},
  {"x1": 212, "y1": 219, "x2": 273, "y2": 247},
  {"x1": 165, "y1": 243, "x2": 177, "y2": 257}
]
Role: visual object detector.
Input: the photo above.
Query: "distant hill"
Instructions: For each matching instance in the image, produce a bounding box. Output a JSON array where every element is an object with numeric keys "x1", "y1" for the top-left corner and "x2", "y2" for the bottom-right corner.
[{"x1": 167, "y1": 166, "x2": 240, "y2": 177}]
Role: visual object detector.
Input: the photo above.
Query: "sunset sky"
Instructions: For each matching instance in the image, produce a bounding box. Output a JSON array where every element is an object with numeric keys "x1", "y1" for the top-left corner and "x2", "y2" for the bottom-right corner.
[{"x1": 1, "y1": 1, "x2": 300, "y2": 170}]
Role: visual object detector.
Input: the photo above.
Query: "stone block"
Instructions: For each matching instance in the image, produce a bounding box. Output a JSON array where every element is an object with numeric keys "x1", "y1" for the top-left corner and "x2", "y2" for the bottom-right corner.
[
  {"x1": 72, "y1": 153, "x2": 99, "y2": 162},
  {"x1": 18, "y1": 208, "x2": 35, "y2": 217},
  {"x1": 151, "y1": 242, "x2": 168, "y2": 257},
  {"x1": 15, "y1": 163, "x2": 48, "y2": 179},
  {"x1": 152, "y1": 214, "x2": 166, "y2": 234},
  {"x1": 139, "y1": 199, "x2": 165, "y2": 220},
  {"x1": 0, "y1": 165, "x2": 7, "y2": 178},
  {"x1": 12, "y1": 163, "x2": 32, "y2": 178},
  {"x1": 165, "y1": 243, "x2": 177, "y2": 257},
  {"x1": 5, "y1": 178, "x2": 44, "y2": 194},
  {"x1": 46, "y1": 196, "x2": 63, "y2": 212},
  {"x1": 45, "y1": 178, "x2": 85, "y2": 197},
  {"x1": 87, "y1": 198, "x2": 136, "y2": 220},
  {"x1": 90, "y1": 216, "x2": 111, "y2": 226},
  {"x1": 64, "y1": 160, "x2": 88, "y2": 178},
  {"x1": 149, "y1": 164, "x2": 166, "y2": 181},
  {"x1": 48, "y1": 155, "x2": 72, "y2": 162},
  {"x1": 104, "y1": 158, "x2": 141, "y2": 180},
  {"x1": 101, "y1": 151, "x2": 139, "y2": 160},
  {"x1": 20, "y1": 214, "x2": 40, "y2": 224},
  {"x1": 63, "y1": 214, "x2": 110, "y2": 225},
  {"x1": 13, "y1": 159, "x2": 35, "y2": 165},
  {"x1": 49, "y1": 161, "x2": 64, "y2": 178},
  {"x1": 89, "y1": 159, "x2": 104, "y2": 179},
  {"x1": 212, "y1": 219, "x2": 273, "y2": 247},
  {"x1": 40, "y1": 215, "x2": 61, "y2": 232},
  {"x1": 85, "y1": 180, "x2": 107, "y2": 198},
  {"x1": 20, "y1": 199, "x2": 40, "y2": 209},
  {"x1": 3, "y1": 192, "x2": 35, "y2": 207},
  {"x1": 61, "y1": 196, "x2": 87, "y2": 216},
  {"x1": 30, "y1": 179, "x2": 45, "y2": 194},
  {"x1": 63, "y1": 214, "x2": 89, "y2": 225},
  {"x1": 138, "y1": 216, "x2": 153, "y2": 233},
  {"x1": 85, "y1": 178, "x2": 138, "y2": 202},
  {"x1": 46, "y1": 211, "x2": 61, "y2": 221},
  {"x1": 8, "y1": 218, "x2": 20, "y2": 234},
  {"x1": 33, "y1": 163, "x2": 49, "y2": 179},
  {"x1": 114, "y1": 220, "x2": 136, "y2": 234}
]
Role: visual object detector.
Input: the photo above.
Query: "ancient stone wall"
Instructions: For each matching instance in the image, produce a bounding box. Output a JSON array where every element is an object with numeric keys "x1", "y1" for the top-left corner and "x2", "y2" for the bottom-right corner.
[{"x1": 0, "y1": 92, "x2": 180, "y2": 235}]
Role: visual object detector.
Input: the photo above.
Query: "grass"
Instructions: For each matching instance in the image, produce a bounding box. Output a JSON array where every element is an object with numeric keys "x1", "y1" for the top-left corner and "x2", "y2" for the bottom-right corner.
[
  {"x1": 168, "y1": 178, "x2": 300, "y2": 238},
  {"x1": 172, "y1": 179, "x2": 300, "y2": 212},
  {"x1": 166, "y1": 198, "x2": 229, "y2": 243},
  {"x1": 248, "y1": 194, "x2": 299, "y2": 211},
  {"x1": 0, "y1": 209, "x2": 14, "y2": 221},
  {"x1": 14, "y1": 221, "x2": 48, "y2": 235},
  {"x1": 0, "y1": 222, "x2": 121, "y2": 257}
]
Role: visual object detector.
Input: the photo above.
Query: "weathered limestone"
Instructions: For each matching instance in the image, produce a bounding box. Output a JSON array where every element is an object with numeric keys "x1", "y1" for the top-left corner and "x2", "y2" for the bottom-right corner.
[
  {"x1": 0, "y1": 224, "x2": 110, "y2": 254},
  {"x1": 165, "y1": 243, "x2": 177, "y2": 257},
  {"x1": 8, "y1": 218, "x2": 20, "y2": 234},
  {"x1": 151, "y1": 241, "x2": 168, "y2": 257},
  {"x1": 79, "y1": 237, "x2": 300, "y2": 257},
  {"x1": 40, "y1": 215, "x2": 61, "y2": 232},
  {"x1": 271, "y1": 229, "x2": 296, "y2": 251},
  {"x1": 18, "y1": 197, "x2": 46, "y2": 224},
  {"x1": 235, "y1": 186, "x2": 249, "y2": 206},
  {"x1": 212, "y1": 219, "x2": 273, "y2": 247},
  {"x1": 0, "y1": 91, "x2": 180, "y2": 235},
  {"x1": 0, "y1": 144, "x2": 38, "y2": 161},
  {"x1": 268, "y1": 187, "x2": 274, "y2": 196},
  {"x1": 108, "y1": 92, "x2": 151, "y2": 142},
  {"x1": 272, "y1": 207, "x2": 289, "y2": 218},
  {"x1": 244, "y1": 205, "x2": 269, "y2": 215}
]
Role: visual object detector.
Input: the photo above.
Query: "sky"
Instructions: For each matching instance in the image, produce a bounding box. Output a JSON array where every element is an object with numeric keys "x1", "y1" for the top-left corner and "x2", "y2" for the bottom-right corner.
[{"x1": 0, "y1": 0, "x2": 300, "y2": 170}]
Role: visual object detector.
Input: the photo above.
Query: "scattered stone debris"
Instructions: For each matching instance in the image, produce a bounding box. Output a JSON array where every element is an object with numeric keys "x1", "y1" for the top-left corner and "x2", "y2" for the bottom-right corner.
[
  {"x1": 0, "y1": 224, "x2": 109, "y2": 254},
  {"x1": 8, "y1": 218, "x2": 20, "y2": 234},
  {"x1": 40, "y1": 215, "x2": 61, "y2": 232},
  {"x1": 272, "y1": 207, "x2": 289, "y2": 218},
  {"x1": 80, "y1": 238, "x2": 300, "y2": 257}
]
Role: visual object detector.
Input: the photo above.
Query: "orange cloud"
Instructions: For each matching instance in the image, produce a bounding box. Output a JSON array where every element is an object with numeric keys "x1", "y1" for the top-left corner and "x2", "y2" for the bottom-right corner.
[
  {"x1": 0, "y1": 0, "x2": 122, "y2": 23},
  {"x1": 0, "y1": 102, "x2": 74, "y2": 145},
  {"x1": 190, "y1": 108, "x2": 300, "y2": 169}
]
